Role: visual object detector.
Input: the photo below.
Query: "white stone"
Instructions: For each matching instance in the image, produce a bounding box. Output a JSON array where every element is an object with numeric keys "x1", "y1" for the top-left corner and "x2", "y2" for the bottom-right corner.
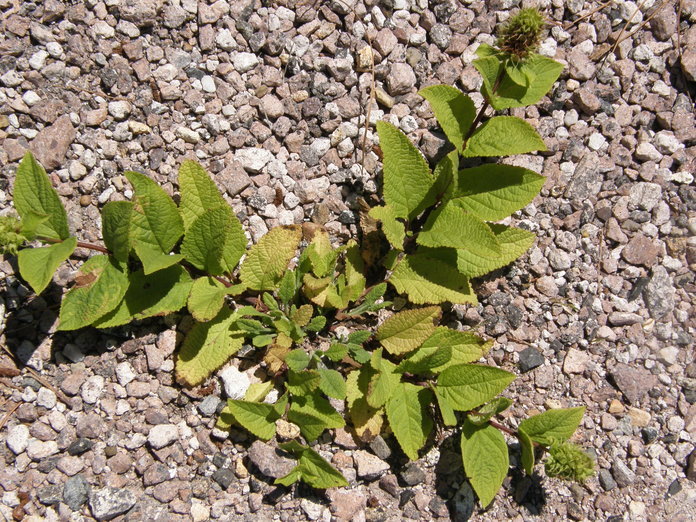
[
  {"x1": 175, "y1": 126, "x2": 201, "y2": 144},
  {"x1": 278, "y1": 209, "x2": 295, "y2": 225},
  {"x1": 93, "y1": 21, "x2": 115, "y2": 38},
  {"x1": 154, "y1": 64, "x2": 178, "y2": 82},
  {"x1": 587, "y1": 132, "x2": 606, "y2": 151},
  {"x1": 46, "y1": 42, "x2": 63, "y2": 58},
  {"x1": 634, "y1": 142, "x2": 662, "y2": 162},
  {"x1": 665, "y1": 170, "x2": 694, "y2": 184},
  {"x1": 652, "y1": 80, "x2": 671, "y2": 96},
  {"x1": 116, "y1": 362, "x2": 136, "y2": 387},
  {"x1": 81, "y1": 375, "x2": 105, "y2": 404},
  {"x1": 219, "y1": 365, "x2": 250, "y2": 399},
  {"x1": 108, "y1": 101, "x2": 131, "y2": 120},
  {"x1": 6, "y1": 424, "x2": 29, "y2": 455},
  {"x1": 191, "y1": 501, "x2": 210, "y2": 522},
  {"x1": 148, "y1": 424, "x2": 179, "y2": 449},
  {"x1": 657, "y1": 346, "x2": 679, "y2": 366},
  {"x1": 235, "y1": 148, "x2": 274, "y2": 173},
  {"x1": 37, "y1": 387, "x2": 57, "y2": 409},
  {"x1": 26, "y1": 439, "x2": 59, "y2": 460},
  {"x1": 1, "y1": 70, "x2": 23, "y2": 87},
  {"x1": 216, "y1": 29, "x2": 237, "y2": 51},
  {"x1": 201, "y1": 75, "x2": 216, "y2": 93},
  {"x1": 233, "y1": 52, "x2": 259, "y2": 73},
  {"x1": 539, "y1": 37, "x2": 557, "y2": 57},
  {"x1": 654, "y1": 131, "x2": 682, "y2": 154},
  {"x1": 29, "y1": 50, "x2": 49, "y2": 70}
]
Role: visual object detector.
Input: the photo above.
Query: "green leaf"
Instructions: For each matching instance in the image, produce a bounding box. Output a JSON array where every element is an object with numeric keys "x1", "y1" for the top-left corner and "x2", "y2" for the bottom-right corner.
[
  {"x1": 418, "y1": 203, "x2": 500, "y2": 258},
  {"x1": 422, "y1": 327, "x2": 489, "y2": 371},
  {"x1": 318, "y1": 369, "x2": 346, "y2": 400},
  {"x1": 347, "y1": 284, "x2": 388, "y2": 316},
  {"x1": 436, "y1": 364, "x2": 516, "y2": 411},
  {"x1": 125, "y1": 170, "x2": 183, "y2": 254},
  {"x1": 101, "y1": 201, "x2": 133, "y2": 262},
  {"x1": 368, "y1": 205, "x2": 405, "y2": 250},
  {"x1": 290, "y1": 304, "x2": 313, "y2": 327},
  {"x1": 324, "y1": 343, "x2": 348, "y2": 362},
  {"x1": 305, "y1": 315, "x2": 326, "y2": 332},
  {"x1": 187, "y1": 277, "x2": 228, "y2": 322},
  {"x1": 463, "y1": 116, "x2": 546, "y2": 157},
  {"x1": 93, "y1": 264, "x2": 192, "y2": 328},
  {"x1": 58, "y1": 255, "x2": 129, "y2": 330},
  {"x1": 226, "y1": 399, "x2": 282, "y2": 440},
  {"x1": 278, "y1": 269, "x2": 297, "y2": 305},
  {"x1": 180, "y1": 206, "x2": 246, "y2": 276},
  {"x1": 518, "y1": 427, "x2": 535, "y2": 475},
  {"x1": 376, "y1": 306, "x2": 440, "y2": 355},
  {"x1": 340, "y1": 241, "x2": 367, "y2": 305},
  {"x1": 518, "y1": 407, "x2": 586, "y2": 446},
  {"x1": 433, "y1": 151, "x2": 459, "y2": 200},
  {"x1": 133, "y1": 241, "x2": 184, "y2": 275},
  {"x1": 17, "y1": 237, "x2": 77, "y2": 294},
  {"x1": 460, "y1": 420, "x2": 509, "y2": 507},
  {"x1": 389, "y1": 253, "x2": 477, "y2": 305},
  {"x1": 395, "y1": 344, "x2": 452, "y2": 375},
  {"x1": 435, "y1": 388, "x2": 458, "y2": 426},
  {"x1": 244, "y1": 381, "x2": 274, "y2": 402},
  {"x1": 376, "y1": 120, "x2": 435, "y2": 219},
  {"x1": 451, "y1": 165, "x2": 545, "y2": 221},
  {"x1": 419, "y1": 85, "x2": 476, "y2": 154},
  {"x1": 307, "y1": 230, "x2": 337, "y2": 278},
  {"x1": 286, "y1": 370, "x2": 321, "y2": 395},
  {"x1": 467, "y1": 397, "x2": 513, "y2": 426},
  {"x1": 241, "y1": 225, "x2": 302, "y2": 291},
  {"x1": 367, "y1": 349, "x2": 400, "y2": 408},
  {"x1": 14, "y1": 152, "x2": 70, "y2": 240},
  {"x1": 285, "y1": 349, "x2": 311, "y2": 372},
  {"x1": 288, "y1": 391, "x2": 345, "y2": 441},
  {"x1": 276, "y1": 441, "x2": 348, "y2": 489},
  {"x1": 178, "y1": 159, "x2": 229, "y2": 230},
  {"x1": 175, "y1": 309, "x2": 244, "y2": 386},
  {"x1": 385, "y1": 383, "x2": 433, "y2": 460}
]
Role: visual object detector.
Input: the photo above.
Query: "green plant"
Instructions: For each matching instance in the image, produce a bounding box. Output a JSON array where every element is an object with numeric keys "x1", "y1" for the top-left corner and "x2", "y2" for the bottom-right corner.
[{"x1": 2, "y1": 8, "x2": 593, "y2": 505}]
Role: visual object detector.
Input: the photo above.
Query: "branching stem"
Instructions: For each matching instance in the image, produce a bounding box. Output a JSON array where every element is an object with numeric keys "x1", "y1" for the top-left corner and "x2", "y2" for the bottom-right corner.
[{"x1": 39, "y1": 236, "x2": 111, "y2": 255}]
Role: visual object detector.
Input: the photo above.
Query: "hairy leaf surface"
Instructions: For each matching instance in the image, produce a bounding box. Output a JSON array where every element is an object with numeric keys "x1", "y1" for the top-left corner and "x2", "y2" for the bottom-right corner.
[
  {"x1": 463, "y1": 116, "x2": 546, "y2": 157},
  {"x1": 436, "y1": 364, "x2": 515, "y2": 411},
  {"x1": 288, "y1": 391, "x2": 345, "y2": 441},
  {"x1": 241, "y1": 225, "x2": 302, "y2": 290},
  {"x1": 376, "y1": 306, "x2": 440, "y2": 355},
  {"x1": 419, "y1": 85, "x2": 475, "y2": 153},
  {"x1": 276, "y1": 441, "x2": 348, "y2": 488},
  {"x1": 518, "y1": 407, "x2": 585, "y2": 446},
  {"x1": 187, "y1": 276, "x2": 228, "y2": 322},
  {"x1": 178, "y1": 160, "x2": 228, "y2": 229},
  {"x1": 18, "y1": 238, "x2": 77, "y2": 294},
  {"x1": 368, "y1": 205, "x2": 405, "y2": 250},
  {"x1": 385, "y1": 383, "x2": 433, "y2": 460},
  {"x1": 461, "y1": 420, "x2": 509, "y2": 507}
]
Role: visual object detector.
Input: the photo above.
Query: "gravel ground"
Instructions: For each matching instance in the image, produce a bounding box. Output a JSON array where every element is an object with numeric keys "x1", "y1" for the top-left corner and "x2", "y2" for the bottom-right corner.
[{"x1": 1, "y1": 0, "x2": 695, "y2": 520}]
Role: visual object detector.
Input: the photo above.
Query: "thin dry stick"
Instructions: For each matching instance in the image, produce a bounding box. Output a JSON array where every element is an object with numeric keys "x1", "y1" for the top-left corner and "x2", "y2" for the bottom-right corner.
[
  {"x1": 563, "y1": 0, "x2": 614, "y2": 31},
  {"x1": 0, "y1": 401, "x2": 21, "y2": 432},
  {"x1": 359, "y1": 34, "x2": 377, "y2": 174}
]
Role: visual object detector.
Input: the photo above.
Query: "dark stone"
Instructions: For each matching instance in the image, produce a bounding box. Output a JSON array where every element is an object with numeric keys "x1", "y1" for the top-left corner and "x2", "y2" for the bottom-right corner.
[
  {"x1": 38, "y1": 484, "x2": 63, "y2": 505},
  {"x1": 519, "y1": 347, "x2": 545, "y2": 373},
  {"x1": 399, "y1": 463, "x2": 426, "y2": 486},
  {"x1": 212, "y1": 468, "x2": 235, "y2": 490},
  {"x1": 598, "y1": 469, "x2": 617, "y2": 491},
  {"x1": 369, "y1": 436, "x2": 391, "y2": 460},
  {"x1": 63, "y1": 475, "x2": 91, "y2": 511},
  {"x1": 667, "y1": 479, "x2": 682, "y2": 497},
  {"x1": 67, "y1": 438, "x2": 93, "y2": 456}
]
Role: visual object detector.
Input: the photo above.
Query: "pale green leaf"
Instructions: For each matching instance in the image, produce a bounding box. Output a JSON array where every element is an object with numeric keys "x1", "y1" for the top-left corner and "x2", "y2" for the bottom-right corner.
[
  {"x1": 187, "y1": 277, "x2": 228, "y2": 322},
  {"x1": 389, "y1": 253, "x2": 477, "y2": 305},
  {"x1": 518, "y1": 407, "x2": 586, "y2": 446},
  {"x1": 178, "y1": 159, "x2": 228, "y2": 230},
  {"x1": 368, "y1": 205, "x2": 405, "y2": 250},
  {"x1": 277, "y1": 441, "x2": 348, "y2": 489},
  {"x1": 286, "y1": 370, "x2": 321, "y2": 396},
  {"x1": 14, "y1": 152, "x2": 70, "y2": 240},
  {"x1": 436, "y1": 364, "x2": 516, "y2": 411},
  {"x1": 519, "y1": 427, "x2": 535, "y2": 475},
  {"x1": 244, "y1": 381, "x2": 274, "y2": 402},
  {"x1": 367, "y1": 350, "x2": 400, "y2": 408},
  {"x1": 125, "y1": 171, "x2": 183, "y2": 253},
  {"x1": 433, "y1": 151, "x2": 459, "y2": 199},
  {"x1": 418, "y1": 203, "x2": 500, "y2": 259},
  {"x1": 340, "y1": 241, "x2": 366, "y2": 305},
  {"x1": 58, "y1": 255, "x2": 129, "y2": 330},
  {"x1": 18, "y1": 237, "x2": 77, "y2": 294},
  {"x1": 226, "y1": 399, "x2": 282, "y2": 440},
  {"x1": 463, "y1": 116, "x2": 547, "y2": 157},
  {"x1": 240, "y1": 225, "x2": 302, "y2": 291},
  {"x1": 318, "y1": 369, "x2": 346, "y2": 400},
  {"x1": 288, "y1": 391, "x2": 345, "y2": 441},
  {"x1": 451, "y1": 165, "x2": 545, "y2": 221},
  {"x1": 93, "y1": 264, "x2": 192, "y2": 328},
  {"x1": 395, "y1": 345, "x2": 452, "y2": 375},
  {"x1": 376, "y1": 121, "x2": 435, "y2": 219},
  {"x1": 435, "y1": 388, "x2": 458, "y2": 426},
  {"x1": 307, "y1": 230, "x2": 337, "y2": 278},
  {"x1": 467, "y1": 397, "x2": 514, "y2": 426},
  {"x1": 423, "y1": 327, "x2": 489, "y2": 371},
  {"x1": 133, "y1": 241, "x2": 184, "y2": 275},
  {"x1": 419, "y1": 85, "x2": 476, "y2": 153},
  {"x1": 385, "y1": 383, "x2": 433, "y2": 460},
  {"x1": 460, "y1": 420, "x2": 509, "y2": 507},
  {"x1": 376, "y1": 306, "x2": 440, "y2": 355},
  {"x1": 285, "y1": 349, "x2": 311, "y2": 372},
  {"x1": 175, "y1": 309, "x2": 244, "y2": 386}
]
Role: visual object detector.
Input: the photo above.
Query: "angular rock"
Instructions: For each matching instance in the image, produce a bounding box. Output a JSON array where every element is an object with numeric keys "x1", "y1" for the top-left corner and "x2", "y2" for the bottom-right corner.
[
  {"x1": 611, "y1": 459, "x2": 635, "y2": 488},
  {"x1": 218, "y1": 365, "x2": 250, "y2": 399},
  {"x1": 622, "y1": 234, "x2": 659, "y2": 267},
  {"x1": 327, "y1": 489, "x2": 366, "y2": 520},
  {"x1": 247, "y1": 441, "x2": 295, "y2": 479},
  {"x1": 565, "y1": 152, "x2": 601, "y2": 201},
  {"x1": 519, "y1": 347, "x2": 545, "y2": 373},
  {"x1": 63, "y1": 475, "x2": 91, "y2": 511},
  {"x1": 212, "y1": 468, "x2": 235, "y2": 490},
  {"x1": 386, "y1": 63, "x2": 417, "y2": 96},
  {"x1": 643, "y1": 266, "x2": 675, "y2": 320},
  {"x1": 29, "y1": 114, "x2": 76, "y2": 170},
  {"x1": 147, "y1": 424, "x2": 179, "y2": 449},
  {"x1": 235, "y1": 148, "x2": 273, "y2": 173},
  {"x1": 89, "y1": 487, "x2": 137, "y2": 520},
  {"x1": 610, "y1": 363, "x2": 658, "y2": 405},
  {"x1": 117, "y1": 0, "x2": 163, "y2": 27},
  {"x1": 6, "y1": 424, "x2": 29, "y2": 454},
  {"x1": 400, "y1": 463, "x2": 426, "y2": 486},
  {"x1": 354, "y1": 450, "x2": 390, "y2": 480}
]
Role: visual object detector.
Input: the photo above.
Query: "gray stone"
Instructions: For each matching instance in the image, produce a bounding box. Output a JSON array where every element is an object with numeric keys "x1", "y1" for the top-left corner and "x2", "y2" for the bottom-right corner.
[
  {"x1": 644, "y1": 266, "x2": 675, "y2": 320},
  {"x1": 143, "y1": 463, "x2": 170, "y2": 486},
  {"x1": 519, "y1": 347, "x2": 545, "y2": 373},
  {"x1": 247, "y1": 441, "x2": 295, "y2": 479},
  {"x1": 211, "y1": 468, "x2": 235, "y2": 490},
  {"x1": 235, "y1": 148, "x2": 273, "y2": 173},
  {"x1": 117, "y1": 0, "x2": 163, "y2": 27},
  {"x1": 6, "y1": 424, "x2": 29, "y2": 454},
  {"x1": 622, "y1": 234, "x2": 659, "y2": 267},
  {"x1": 89, "y1": 487, "x2": 137, "y2": 520},
  {"x1": 386, "y1": 63, "x2": 417, "y2": 96},
  {"x1": 452, "y1": 482, "x2": 476, "y2": 520},
  {"x1": 565, "y1": 152, "x2": 601, "y2": 200},
  {"x1": 68, "y1": 438, "x2": 93, "y2": 456},
  {"x1": 611, "y1": 459, "x2": 636, "y2": 487},
  {"x1": 369, "y1": 435, "x2": 392, "y2": 460},
  {"x1": 630, "y1": 182, "x2": 662, "y2": 211},
  {"x1": 608, "y1": 312, "x2": 643, "y2": 326},
  {"x1": 147, "y1": 424, "x2": 179, "y2": 449},
  {"x1": 30, "y1": 114, "x2": 76, "y2": 170},
  {"x1": 548, "y1": 249, "x2": 572, "y2": 271},
  {"x1": 38, "y1": 484, "x2": 63, "y2": 505},
  {"x1": 198, "y1": 396, "x2": 221, "y2": 417},
  {"x1": 233, "y1": 52, "x2": 259, "y2": 73},
  {"x1": 354, "y1": 450, "x2": 390, "y2": 480},
  {"x1": 400, "y1": 463, "x2": 426, "y2": 486},
  {"x1": 568, "y1": 48, "x2": 595, "y2": 81},
  {"x1": 63, "y1": 475, "x2": 91, "y2": 511}
]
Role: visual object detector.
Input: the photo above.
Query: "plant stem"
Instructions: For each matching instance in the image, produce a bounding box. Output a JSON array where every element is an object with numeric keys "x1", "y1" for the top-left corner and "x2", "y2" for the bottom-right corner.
[
  {"x1": 463, "y1": 67, "x2": 507, "y2": 144},
  {"x1": 39, "y1": 236, "x2": 111, "y2": 255}
]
